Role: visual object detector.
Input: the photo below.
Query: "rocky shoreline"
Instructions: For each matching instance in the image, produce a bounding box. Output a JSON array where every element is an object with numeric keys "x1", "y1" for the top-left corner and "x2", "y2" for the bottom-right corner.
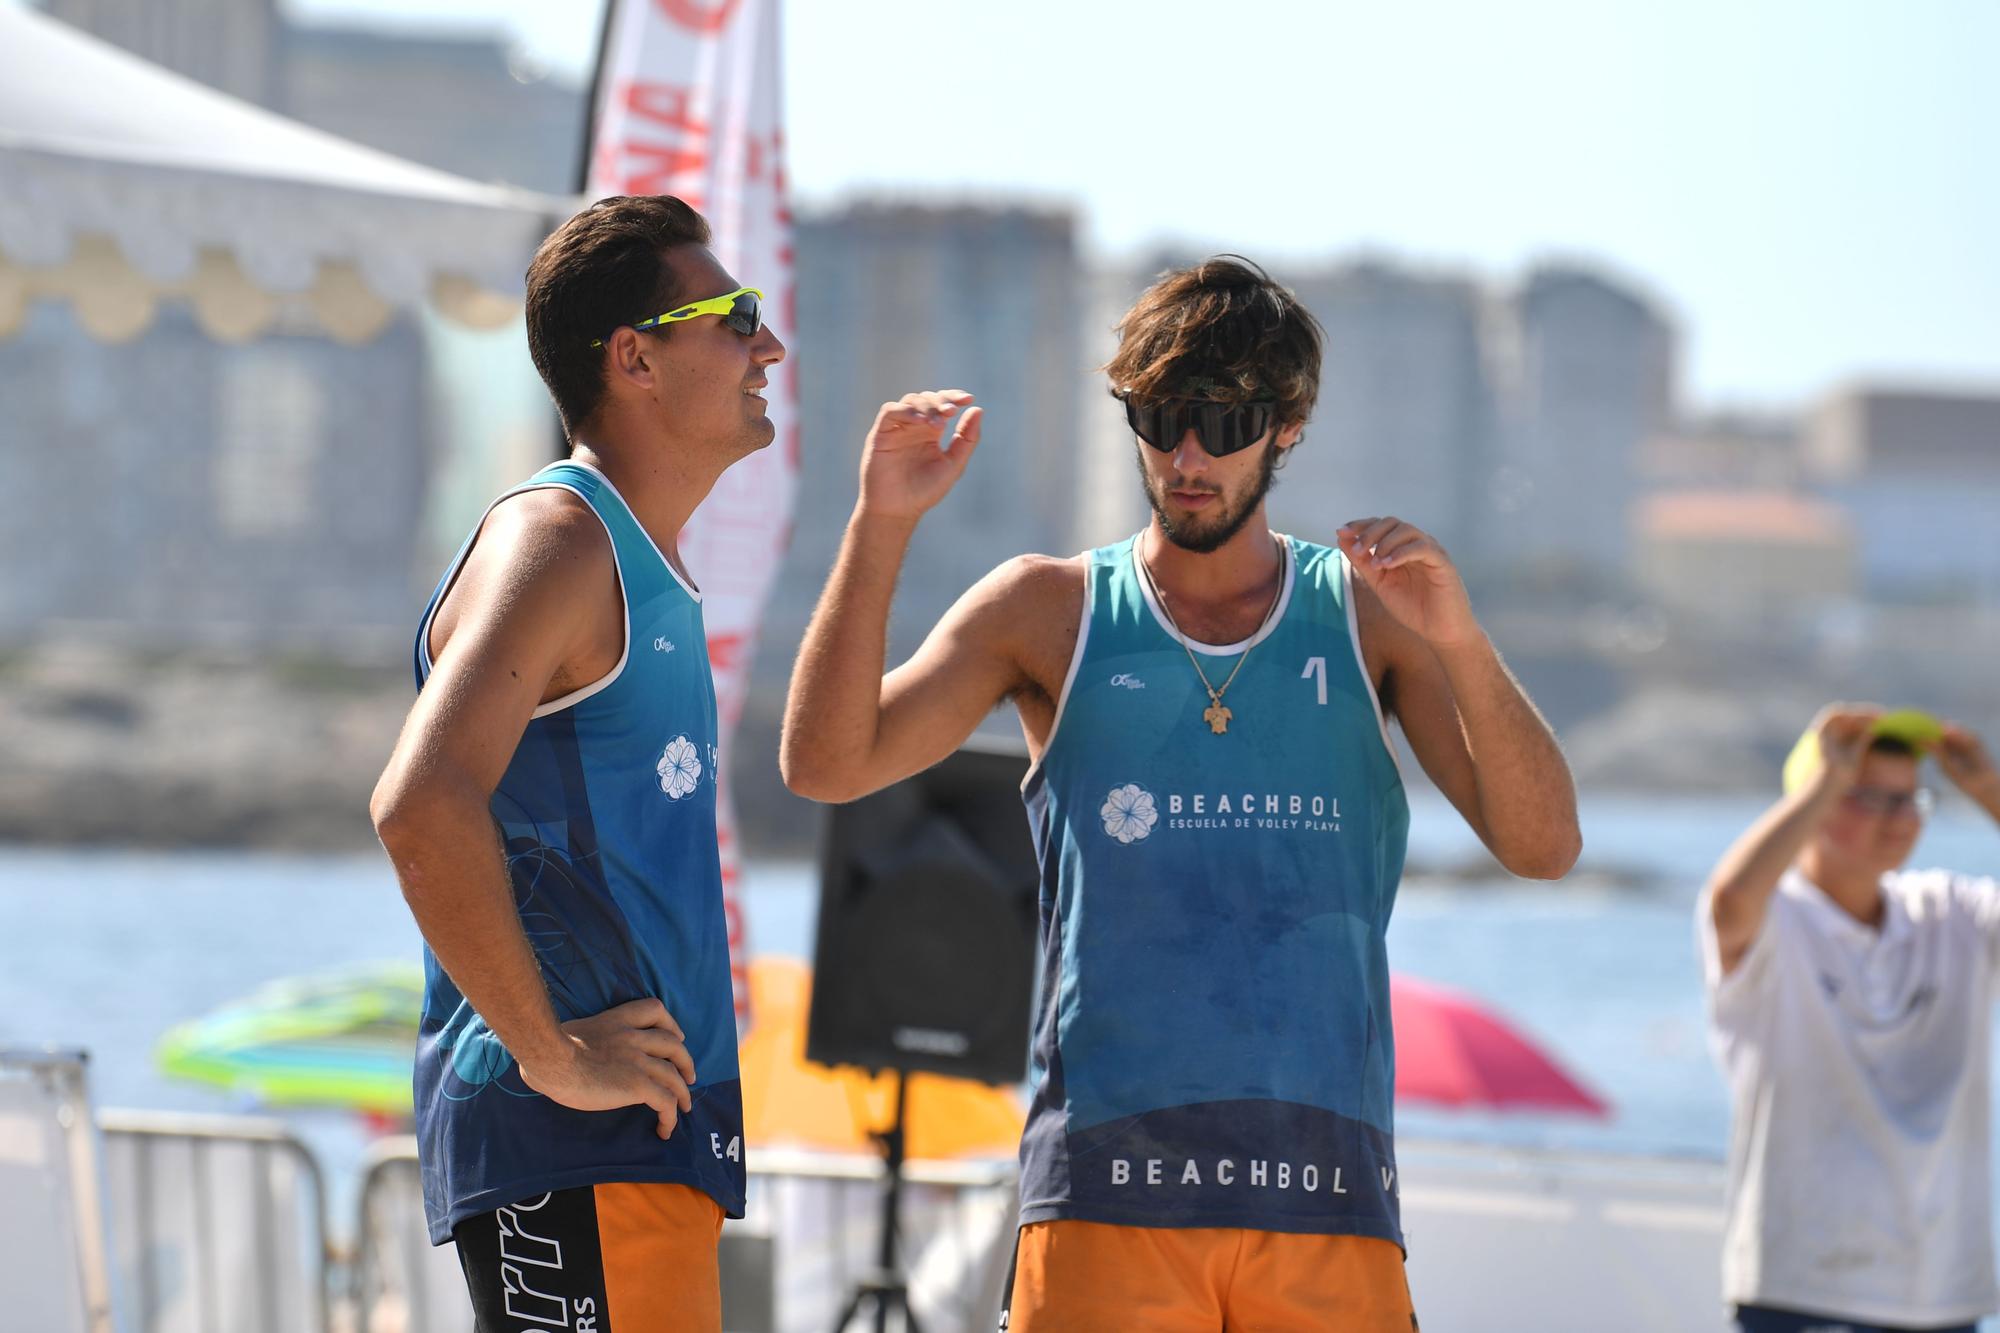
[{"x1": 0, "y1": 644, "x2": 1900, "y2": 861}]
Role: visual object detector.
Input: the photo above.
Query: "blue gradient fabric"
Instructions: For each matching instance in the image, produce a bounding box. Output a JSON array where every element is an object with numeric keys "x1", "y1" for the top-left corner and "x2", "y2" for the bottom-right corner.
[
  {"x1": 1019, "y1": 534, "x2": 1411, "y2": 1243},
  {"x1": 410, "y1": 462, "x2": 743, "y2": 1244}
]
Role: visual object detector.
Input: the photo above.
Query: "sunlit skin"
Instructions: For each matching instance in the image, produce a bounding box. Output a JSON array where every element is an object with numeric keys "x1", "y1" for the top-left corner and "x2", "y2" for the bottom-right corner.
[
  {"x1": 781, "y1": 386, "x2": 1582, "y2": 882},
  {"x1": 1709, "y1": 705, "x2": 2000, "y2": 972},
  {"x1": 1133, "y1": 413, "x2": 1297, "y2": 556},
  {"x1": 574, "y1": 246, "x2": 787, "y2": 551},
  {"x1": 372, "y1": 239, "x2": 784, "y2": 1140},
  {"x1": 1799, "y1": 750, "x2": 1926, "y2": 927}
]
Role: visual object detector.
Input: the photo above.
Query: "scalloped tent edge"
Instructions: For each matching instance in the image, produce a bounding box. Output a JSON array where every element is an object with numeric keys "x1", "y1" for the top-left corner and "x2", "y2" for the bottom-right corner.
[{"x1": 0, "y1": 6, "x2": 575, "y2": 345}]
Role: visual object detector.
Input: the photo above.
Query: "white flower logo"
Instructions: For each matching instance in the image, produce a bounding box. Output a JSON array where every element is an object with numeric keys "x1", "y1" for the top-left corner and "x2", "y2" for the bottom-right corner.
[
  {"x1": 1099, "y1": 783, "x2": 1158, "y2": 844},
  {"x1": 657, "y1": 734, "x2": 703, "y2": 801}
]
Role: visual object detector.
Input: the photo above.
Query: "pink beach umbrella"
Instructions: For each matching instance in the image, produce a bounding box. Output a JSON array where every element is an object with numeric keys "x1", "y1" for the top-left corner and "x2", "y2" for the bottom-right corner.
[{"x1": 1391, "y1": 973, "x2": 1610, "y2": 1117}]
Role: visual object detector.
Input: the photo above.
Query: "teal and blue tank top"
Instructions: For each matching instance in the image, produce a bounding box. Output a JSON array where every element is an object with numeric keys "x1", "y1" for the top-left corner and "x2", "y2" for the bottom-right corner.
[
  {"x1": 1019, "y1": 533, "x2": 1411, "y2": 1243},
  {"x1": 410, "y1": 461, "x2": 743, "y2": 1244}
]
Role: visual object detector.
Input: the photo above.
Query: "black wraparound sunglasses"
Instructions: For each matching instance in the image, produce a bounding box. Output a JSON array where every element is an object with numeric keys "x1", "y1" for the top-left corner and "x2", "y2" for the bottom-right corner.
[{"x1": 1118, "y1": 393, "x2": 1278, "y2": 458}]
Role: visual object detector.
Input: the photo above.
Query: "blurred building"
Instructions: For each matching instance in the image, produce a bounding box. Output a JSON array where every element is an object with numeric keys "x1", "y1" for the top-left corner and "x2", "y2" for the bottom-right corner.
[
  {"x1": 1641, "y1": 412, "x2": 1802, "y2": 492},
  {"x1": 1073, "y1": 256, "x2": 1501, "y2": 572},
  {"x1": 281, "y1": 26, "x2": 581, "y2": 193},
  {"x1": 1634, "y1": 491, "x2": 1856, "y2": 624},
  {"x1": 41, "y1": 0, "x2": 281, "y2": 105},
  {"x1": 1281, "y1": 261, "x2": 1498, "y2": 576},
  {"x1": 1491, "y1": 266, "x2": 1677, "y2": 593},
  {"x1": 43, "y1": 0, "x2": 580, "y2": 192},
  {"x1": 1805, "y1": 386, "x2": 2000, "y2": 603},
  {"x1": 0, "y1": 304, "x2": 429, "y2": 653},
  {"x1": 17, "y1": 3, "x2": 581, "y2": 657},
  {"x1": 1075, "y1": 255, "x2": 1669, "y2": 599},
  {"x1": 1072, "y1": 264, "x2": 1152, "y2": 547},
  {"x1": 751, "y1": 203, "x2": 1085, "y2": 697}
]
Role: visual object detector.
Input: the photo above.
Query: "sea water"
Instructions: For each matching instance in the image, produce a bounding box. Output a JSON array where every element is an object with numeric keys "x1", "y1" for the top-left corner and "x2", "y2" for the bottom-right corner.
[{"x1": 3, "y1": 791, "x2": 1997, "y2": 1240}]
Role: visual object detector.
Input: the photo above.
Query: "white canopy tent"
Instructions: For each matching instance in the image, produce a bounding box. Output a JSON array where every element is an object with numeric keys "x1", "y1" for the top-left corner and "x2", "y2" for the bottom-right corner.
[{"x1": 0, "y1": 4, "x2": 573, "y2": 345}]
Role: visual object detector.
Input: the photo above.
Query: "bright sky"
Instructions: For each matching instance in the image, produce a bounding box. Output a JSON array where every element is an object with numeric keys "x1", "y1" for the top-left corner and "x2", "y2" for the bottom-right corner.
[{"x1": 71, "y1": 0, "x2": 2000, "y2": 407}]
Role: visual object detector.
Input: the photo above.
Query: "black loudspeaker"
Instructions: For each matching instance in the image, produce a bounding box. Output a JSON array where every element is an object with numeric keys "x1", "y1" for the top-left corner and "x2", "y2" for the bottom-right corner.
[{"x1": 806, "y1": 738, "x2": 1040, "y2": 1087}]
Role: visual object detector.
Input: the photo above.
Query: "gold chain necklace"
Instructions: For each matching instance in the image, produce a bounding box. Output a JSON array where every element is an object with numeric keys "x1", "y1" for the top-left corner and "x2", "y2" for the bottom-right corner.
[{"x1": 1137, "y1": 535, "x2": 1287, "y2": 735}]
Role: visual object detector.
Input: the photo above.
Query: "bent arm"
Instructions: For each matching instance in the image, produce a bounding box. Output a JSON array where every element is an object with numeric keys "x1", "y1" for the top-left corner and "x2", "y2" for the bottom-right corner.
[
  {"x1": 781, "y1": 513, "x2": 1041, "y2": 802},
  {"x1": 1704, "y1": 777, "x2": 1843, "y2": 976},
  {"x1": 370, "y1": 503, "x2": 604, "y2": 1080},
  {"x1": 1384, "y1": 617, "x2": 1581, "y2": 880}
]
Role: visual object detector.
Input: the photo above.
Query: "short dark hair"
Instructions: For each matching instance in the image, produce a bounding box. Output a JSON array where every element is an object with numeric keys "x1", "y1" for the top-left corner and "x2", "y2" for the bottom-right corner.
[
  {"x1": 524, "y1": 195, "x2": 711, "y2": 437},
  {"x1": 1103, "y1": 256, "x2": 1325, "y2": 462},
  {"x1": 1868, "y1": 736, "x2": 1918, "y2": 760}
]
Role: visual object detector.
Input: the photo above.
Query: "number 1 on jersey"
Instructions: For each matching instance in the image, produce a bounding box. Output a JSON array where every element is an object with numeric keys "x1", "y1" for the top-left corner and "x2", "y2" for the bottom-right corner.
[{"x1": 1302, "y1": 656, "x2": 1327, "y2": 706}]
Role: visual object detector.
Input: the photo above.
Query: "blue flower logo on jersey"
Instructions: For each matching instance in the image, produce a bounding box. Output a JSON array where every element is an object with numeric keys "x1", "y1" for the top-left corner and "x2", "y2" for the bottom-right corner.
[
  {"x1": 1100, "y1": 783, "x2": 1158, "y2": 844},
  {"x1": 657, "y1": 734, "x2": 704, "y2": 800},
  {"x1": 439, "y1": 1010, "x2": 514, "y2": 1089}
]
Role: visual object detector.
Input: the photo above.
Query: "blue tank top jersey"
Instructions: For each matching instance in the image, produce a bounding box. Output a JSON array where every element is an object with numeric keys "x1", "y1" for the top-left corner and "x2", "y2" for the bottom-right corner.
[
  {"x1": 410, "y1": 461, "x2": 743, "y2": 1244},
  {"x1": 1018, "y1": 533, "x2": 1411, "y2": 1244}
]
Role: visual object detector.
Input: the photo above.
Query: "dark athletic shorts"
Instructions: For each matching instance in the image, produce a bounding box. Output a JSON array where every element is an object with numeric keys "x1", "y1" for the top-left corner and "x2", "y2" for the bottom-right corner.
[{"x1": 454, "y1": 1181, "x2": 724, "y2": 1333}]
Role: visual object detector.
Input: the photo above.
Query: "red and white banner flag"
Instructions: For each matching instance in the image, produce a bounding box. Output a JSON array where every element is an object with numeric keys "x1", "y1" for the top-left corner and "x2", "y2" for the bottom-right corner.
[{"x1": 585, "y1": 0, "x2": 796, "y2": 1030}]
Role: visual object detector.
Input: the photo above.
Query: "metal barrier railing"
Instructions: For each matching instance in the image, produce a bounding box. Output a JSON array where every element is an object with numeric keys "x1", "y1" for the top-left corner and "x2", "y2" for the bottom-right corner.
[
  {"x1": 352, "y1": 1138, "x2": 1020, "y2": 1333},
  {"x1": 351, "y1": 1139, "x2": 460, "y2": 1333},
  {"x1": 98, "y1": 1108, "x2": 332, "y2": 1333},
  {"x1": 740, "y1": 1147, "x2": 1019, "y2": 1333},
  {"x1": 0, "y1": 1048, "x2": 117, "y2": 1333},
  {"x1": 8, "y1": 1086, "x2": 1726, "y2": 1333}
]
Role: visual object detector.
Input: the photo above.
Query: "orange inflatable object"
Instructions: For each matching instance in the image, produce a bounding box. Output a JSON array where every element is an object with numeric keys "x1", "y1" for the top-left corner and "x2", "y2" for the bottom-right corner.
[{"x1": 737, "y1": 957, "x2": 1026, "y2": 1160}]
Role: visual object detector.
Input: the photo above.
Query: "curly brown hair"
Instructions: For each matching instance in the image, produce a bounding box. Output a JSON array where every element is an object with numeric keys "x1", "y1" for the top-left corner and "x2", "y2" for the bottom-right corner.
[{"x1": 1103, "y1": 256, "x2": 1324, "y2": 447}]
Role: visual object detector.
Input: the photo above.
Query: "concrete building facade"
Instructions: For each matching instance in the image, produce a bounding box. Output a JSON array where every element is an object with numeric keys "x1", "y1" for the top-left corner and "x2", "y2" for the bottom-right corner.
[
  {"x1": 751, "y1": 203, "x2": 1086, "y2": 695},
  {"x1": 1807, "y1": 387, "x2": 2000, "y2": 603},
  {"x1": 1494, "y1": 266, "x2": 1676, "y2": 592},
  {"x1": 0, "y1": 304, "x2": 430, "y2": 652},
  {"x1": 1282, "y1": 261, "x2": 1498, "y2": 577}
]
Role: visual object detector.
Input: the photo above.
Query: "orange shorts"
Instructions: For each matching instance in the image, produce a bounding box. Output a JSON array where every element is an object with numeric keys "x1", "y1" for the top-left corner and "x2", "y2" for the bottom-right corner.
[
  {"x1": 1002, "y1": 1219, "x2": 1417, "y2": 1332},
  {"x1": 454, "y1": 1181, "x2": 725, "y2": 1333}
]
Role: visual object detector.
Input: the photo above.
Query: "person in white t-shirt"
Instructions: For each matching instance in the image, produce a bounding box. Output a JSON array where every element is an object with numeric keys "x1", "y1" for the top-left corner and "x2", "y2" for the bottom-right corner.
[{"x1": 1701, "y1": 703, "x2": 2000, "y2": 1333}]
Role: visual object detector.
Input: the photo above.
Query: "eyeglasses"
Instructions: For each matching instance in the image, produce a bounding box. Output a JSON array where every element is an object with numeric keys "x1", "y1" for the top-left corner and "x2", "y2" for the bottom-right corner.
[
  {"x1": 590, "y1": 286, "x2": 763, "y2": 348},
  {"x1": 1842, "y1": 786, "x2": 1935, "y2": 818},
  {"x1": 1118, "y1": 393, "x2": 1278, "y2": 458}
]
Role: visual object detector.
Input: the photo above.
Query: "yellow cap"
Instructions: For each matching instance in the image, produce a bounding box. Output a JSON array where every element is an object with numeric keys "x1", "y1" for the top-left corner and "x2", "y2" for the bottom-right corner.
[{"x1": 1781, "y1": 708, "x2": 1945, "y2": 794}]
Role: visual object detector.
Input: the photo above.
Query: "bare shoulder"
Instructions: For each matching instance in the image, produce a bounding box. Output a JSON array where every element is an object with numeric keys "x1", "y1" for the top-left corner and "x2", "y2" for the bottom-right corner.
[
  {"x1": 966, "y1": 555, "x2": 1086, "y2": 745},
  {"x1": 476, "y1": 488, "x2": 615, "y2": 586},
  {"x1": 989, "y1": 553, "x2": 1086, "y2": 612},
  {"x1": 972, "y1": 554, "x2": 1085, "y2": 646},
  {"x1": 430, "y1": 487, "x2": 619, "y2": 674},
  {"x1": 987, "y1": 554, "x2": 1086, "y2": 700},
  {"x1": 936, "y1": 552, "x2": 1081, "y2": 631}
]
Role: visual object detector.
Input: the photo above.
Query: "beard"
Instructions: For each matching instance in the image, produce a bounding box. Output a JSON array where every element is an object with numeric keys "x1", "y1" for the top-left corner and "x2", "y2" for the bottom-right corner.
[{"x1": 1137, "y1": 440, "x2": 1280, "y2": 554}]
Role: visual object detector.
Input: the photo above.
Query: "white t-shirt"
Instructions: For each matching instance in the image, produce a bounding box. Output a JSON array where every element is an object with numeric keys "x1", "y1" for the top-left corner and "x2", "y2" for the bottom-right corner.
[{"x1": 1701, "y1": 866, "x2": 2000, "y2": 1326}]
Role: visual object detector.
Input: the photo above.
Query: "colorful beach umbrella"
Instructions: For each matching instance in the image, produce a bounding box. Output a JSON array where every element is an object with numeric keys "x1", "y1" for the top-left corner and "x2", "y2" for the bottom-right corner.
[
  {"x1": 157, "y1": 962, "x2": 422, "y2": 1115},
  {"x1": 1391, "y1": 973, "x2": 1609, "y2": 1117},
  {"x1": 739, "y1": 958, "x2": 1025, "y2": 1160}
]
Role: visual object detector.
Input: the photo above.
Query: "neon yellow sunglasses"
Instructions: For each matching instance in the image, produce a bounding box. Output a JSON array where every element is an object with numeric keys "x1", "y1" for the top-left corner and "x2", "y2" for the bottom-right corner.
[{"x1": 590, "y1": 286, "x2": 764, "y2": 348}]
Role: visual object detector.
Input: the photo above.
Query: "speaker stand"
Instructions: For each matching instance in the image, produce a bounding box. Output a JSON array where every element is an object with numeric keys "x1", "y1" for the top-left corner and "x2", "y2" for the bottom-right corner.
[{"x1": 831, "y1": 1070, "x2": 922, "y2": 1333}]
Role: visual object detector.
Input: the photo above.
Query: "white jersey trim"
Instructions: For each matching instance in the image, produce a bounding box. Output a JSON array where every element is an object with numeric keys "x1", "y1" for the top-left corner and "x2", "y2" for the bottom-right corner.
[
  {"x1": 1129, "y1": 531, "x2": 1295, "y2": 657},
  {"x1": 1342, "y1": 549, "x2": 1404, "y2": 784},
  {"x1": 418, "y1": 481, "x2": 632, "y2": 720},
  {"x1": 565, "y1": 460, "x2": 703, "y2": 602},
  {"x1": 1020, "y1": 557, "x2": 1093, "y2": 794}
]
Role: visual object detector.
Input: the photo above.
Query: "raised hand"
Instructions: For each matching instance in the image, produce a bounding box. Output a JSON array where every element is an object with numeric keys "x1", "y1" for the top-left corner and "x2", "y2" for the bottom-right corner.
[
  {"x1": 517, "y1": 997, "x2": 697, "y2": 1141},
  {"x1": 858, "y1": 389, "x2": 984, "y2": 522},
  {"x1": 1937, "y1": 723, "x2": 2000, "y2": 811},
  {"x1": 1808, "y1": 703, "x2": 1885, "y2": 794},
  {"x1": 1336, "y1": 517, "x2": 1477, "y2": 650}
]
